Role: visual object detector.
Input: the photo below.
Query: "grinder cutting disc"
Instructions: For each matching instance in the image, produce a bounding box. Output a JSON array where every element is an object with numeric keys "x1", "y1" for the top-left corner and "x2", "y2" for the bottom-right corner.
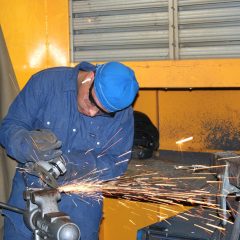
[{"x1": 33, "y1": 161, "x2": 58, "y2": 188}]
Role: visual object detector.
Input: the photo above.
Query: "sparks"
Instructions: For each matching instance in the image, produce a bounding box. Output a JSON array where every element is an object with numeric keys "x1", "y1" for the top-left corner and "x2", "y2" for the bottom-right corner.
[
  {"x1": 19, "y1": 159, "x2": 233, "y2": 238},
  {"x1": 194, "y1": 224, "x2": 214, "y2": 233},
  {"x1": 118, "y1": 150, "x2": 132, "y2": 158},
  {"x1": 206, "y1": 223, "x2": 225, "y2": 231},
  {"x1": 176, "y1": 136, "x2": 193, "y2": 145},
  {"x1": 115, "y1": 159, "x2": 129, "y2": 166}
]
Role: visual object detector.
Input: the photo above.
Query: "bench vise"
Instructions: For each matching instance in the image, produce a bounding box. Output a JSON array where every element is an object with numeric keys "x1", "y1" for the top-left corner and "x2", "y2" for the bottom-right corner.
[{"x1": 0, "y1": 188, "x2": 80, "y2": 240}]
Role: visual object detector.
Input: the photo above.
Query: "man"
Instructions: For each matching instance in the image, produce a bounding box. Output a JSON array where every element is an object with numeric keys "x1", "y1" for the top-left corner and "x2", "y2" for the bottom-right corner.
[{"x1": 0, "y1": 61, "x2": 139, "y2": 239}]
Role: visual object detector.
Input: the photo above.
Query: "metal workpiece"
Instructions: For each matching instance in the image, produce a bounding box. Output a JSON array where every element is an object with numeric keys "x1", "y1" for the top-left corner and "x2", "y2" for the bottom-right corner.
[
  {"x1": 23, "y1": 188, "x2": 80, "y2": 240},
  {"x1": 230, "y1": 195, "x2": 240, "y2": 240},
  {"x1": 225, "y1": 157, "x2": 240, "y2": 188},
  {"x1": 214, "y1": 151, "x2": 240, "y2": 188},
  {"x1": 214, "y1": 151, "x2": 240, "y2": 234},
  {"x1": 219, "y1": 163, "x2": 239, "y2": 226}
]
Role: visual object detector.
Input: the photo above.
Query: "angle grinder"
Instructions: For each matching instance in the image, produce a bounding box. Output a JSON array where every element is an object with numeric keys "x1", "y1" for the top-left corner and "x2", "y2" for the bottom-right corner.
[{"x1": 27, "y1": 156, "x2": 67, "y2": 188}]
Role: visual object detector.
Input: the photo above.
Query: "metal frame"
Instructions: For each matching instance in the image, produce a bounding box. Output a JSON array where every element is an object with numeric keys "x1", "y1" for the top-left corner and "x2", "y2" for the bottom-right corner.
[
  {"x1": 69, "y1": 0, "x2": 74, "y2": 63},
  {"x1": 168, "y1": 0, "x2": 179, "y2": 60}
]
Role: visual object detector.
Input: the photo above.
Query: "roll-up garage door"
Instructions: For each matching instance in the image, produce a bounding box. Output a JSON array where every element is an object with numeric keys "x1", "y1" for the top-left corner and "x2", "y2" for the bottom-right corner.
[
  {"x1": 69, "y1": 0, "x2": 240, "y2": 61},
  {"x1": 178, "y1": 0, "x2": 240, "y2": 59},
  {"x1": 70, "y1": 0, "x2": 169, "y2": 62}
]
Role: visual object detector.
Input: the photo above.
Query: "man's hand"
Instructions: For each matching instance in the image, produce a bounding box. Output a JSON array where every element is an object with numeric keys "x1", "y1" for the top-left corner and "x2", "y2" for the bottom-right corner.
[{"x1": 14, "y1": 129, "x2": 62, "y2": 162}]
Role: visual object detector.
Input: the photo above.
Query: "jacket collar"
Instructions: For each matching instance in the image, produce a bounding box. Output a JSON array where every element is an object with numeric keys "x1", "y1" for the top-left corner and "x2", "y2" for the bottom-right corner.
[{"x1": 65, "y1": 62, "x2": 96, "y2": 91}]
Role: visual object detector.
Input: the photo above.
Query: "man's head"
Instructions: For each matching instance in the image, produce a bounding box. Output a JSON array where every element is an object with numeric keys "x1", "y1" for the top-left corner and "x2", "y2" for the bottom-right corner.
[{"x1": 77, "y1": 62, "x2": 139, "y2": 117}]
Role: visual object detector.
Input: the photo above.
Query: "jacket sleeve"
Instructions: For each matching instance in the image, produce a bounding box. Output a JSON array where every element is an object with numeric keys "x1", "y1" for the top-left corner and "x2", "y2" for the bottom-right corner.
[
  {"x1": 63, "y1": 110, "x2": 134, "y2": 182},
  {"x1": 0, "y1": 75, "x2": 47, "y2": 162}
]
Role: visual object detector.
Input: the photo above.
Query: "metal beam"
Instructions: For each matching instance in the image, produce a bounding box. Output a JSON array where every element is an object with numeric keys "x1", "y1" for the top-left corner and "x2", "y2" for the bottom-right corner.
[{"x1": 122, "y1": 59, "x2": 240, "y2": 88}]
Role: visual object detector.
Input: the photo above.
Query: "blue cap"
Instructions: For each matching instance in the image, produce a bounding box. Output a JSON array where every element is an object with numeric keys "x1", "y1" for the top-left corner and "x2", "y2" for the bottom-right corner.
[{"x1": 94, "y1": 62, "x2": 139, "y2": 112}]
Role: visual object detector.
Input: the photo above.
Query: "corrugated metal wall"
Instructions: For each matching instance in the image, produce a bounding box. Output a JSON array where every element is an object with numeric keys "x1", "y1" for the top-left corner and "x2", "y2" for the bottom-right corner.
[
  {"x1": 70, "y1": 0, "x2": 240, "y2": 61},
  {"x1": 70, "y1": 0, "x2": 169, "y2": 61},
  {"x1": 178, "y1": 0, "x2": 240, "y2": 59}
]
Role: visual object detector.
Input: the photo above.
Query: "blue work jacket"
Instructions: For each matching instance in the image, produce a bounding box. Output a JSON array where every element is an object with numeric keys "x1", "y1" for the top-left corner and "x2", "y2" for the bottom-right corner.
[{"x1": 0, "y1": 62, "x2": 134, "y2": 239}]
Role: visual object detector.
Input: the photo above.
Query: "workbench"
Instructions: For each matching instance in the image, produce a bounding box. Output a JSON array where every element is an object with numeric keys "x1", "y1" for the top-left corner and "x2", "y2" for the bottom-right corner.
[{"x1": 99, "y1": 150, "x2": 221, "y2": 240}]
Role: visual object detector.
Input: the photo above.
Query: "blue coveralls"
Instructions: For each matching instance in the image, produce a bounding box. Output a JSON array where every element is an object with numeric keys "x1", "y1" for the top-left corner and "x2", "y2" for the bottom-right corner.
[{"x1": 0, "y1": 62, "x2": 134, "y2": 240}]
